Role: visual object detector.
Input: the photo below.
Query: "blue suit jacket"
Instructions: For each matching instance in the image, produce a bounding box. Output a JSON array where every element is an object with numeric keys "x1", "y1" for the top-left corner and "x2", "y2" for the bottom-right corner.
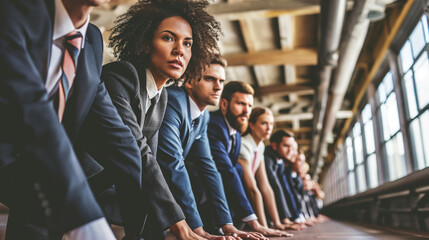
[
  {"x1": 208, "y1": 110, "x2": 255, "y2": 220},
  {"x1": 0, "y1": 0, "x2": 141, "y2": 233},
  {"x1": 157, "y1": 86, "x2": 232, "y2": 229}
]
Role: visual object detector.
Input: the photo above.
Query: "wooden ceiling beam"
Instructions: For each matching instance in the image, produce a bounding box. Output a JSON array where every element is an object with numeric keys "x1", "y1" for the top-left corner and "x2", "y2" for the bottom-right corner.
[
  {"x1": 208, "y1": 0, "x2": 320, "y2": 20},
  {"x1": 274, "y1": 110, "x2": 352, "y2": 122},
  {"x1": 255, "y1": 82, "x2": 314, "y2": 97},
  {"x1": 225, "y1": 48, "x2": 317, "y2": 66}
]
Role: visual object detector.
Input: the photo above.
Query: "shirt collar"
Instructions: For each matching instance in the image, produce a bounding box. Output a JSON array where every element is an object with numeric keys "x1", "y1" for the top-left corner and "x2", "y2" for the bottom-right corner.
[
  {"x1": 53, "y1": 0, "x2": 88, "y2": 48},
  {"x1": 188, "y1": 95, "x2": 204, "y2": 121},
  {"x1": 146, "y1": 68, "x2": 163, "y2": 101},
  {"x1": 224, "y1": 116, "x2": 237, "y2": 136},
  {"x1": 244, "y1": 134, "x2": 257, "y2": 149}
]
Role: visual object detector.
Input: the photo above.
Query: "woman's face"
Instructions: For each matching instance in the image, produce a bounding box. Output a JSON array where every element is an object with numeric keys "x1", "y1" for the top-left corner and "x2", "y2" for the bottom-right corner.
[
  {"x1": 148, "y1": 16, "x2": 193, "y2": 84},
  {"x1": 250, "y1": 112, "x2": 274, "y2": 141}
]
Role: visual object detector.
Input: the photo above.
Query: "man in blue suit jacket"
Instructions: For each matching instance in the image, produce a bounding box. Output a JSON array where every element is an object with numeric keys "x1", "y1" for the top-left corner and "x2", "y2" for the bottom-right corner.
[
  {"x1": 157, "y1": 57, "x2": 261, "y2": 239},
  {"x1": 0, "y1": 0, "x2": 142, "y2": 239},
  {"x1": 208, "y1": 82, "x2": 290, "y2": 237}
]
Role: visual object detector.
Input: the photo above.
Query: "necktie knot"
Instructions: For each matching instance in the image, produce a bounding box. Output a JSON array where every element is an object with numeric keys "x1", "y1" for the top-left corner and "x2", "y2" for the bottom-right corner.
[{"x1": 65, "y1": 31, "x2": 82, "y2": 65}]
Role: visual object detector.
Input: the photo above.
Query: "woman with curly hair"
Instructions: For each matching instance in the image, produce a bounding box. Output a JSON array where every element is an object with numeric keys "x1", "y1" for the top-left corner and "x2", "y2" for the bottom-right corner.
[{"x1": 102, "y1": 0, "x2": 254, "y2": 239}]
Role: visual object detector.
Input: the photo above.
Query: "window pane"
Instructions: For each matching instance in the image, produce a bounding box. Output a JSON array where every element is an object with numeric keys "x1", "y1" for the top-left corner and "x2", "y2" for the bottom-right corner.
[
  {"x1": 378, "y1": 81, "x2": 387, "y2": 103},
  {"x1": 386, "y1": 93, "x2": 401, "y2": 135},
  {"x1": 414, "y1": 52, "x2": 429, "y2": 109},
  {"x1": 410, "y1": 21, "x2": 426, "y2": 57},
  {"x1": 367, "y1": 154, "x2": 379, "y2": 188},
  {"x1": 356, "y1": 164, "x2": 366, "y2": 192},
  {"x1": 423, "y1": 15, "x2": 429, "y2": 43},
  {"x1": 346, "y1": 137, "x2": 354, "y2": 171},
  {"x1": 380, "y1": 104, "x2": 391, "y2": 141},
  {"x1": 400, "y1": 41, "x2": 414, "y2": 72},
  {"x1": 354, "y1": 135, "x2": 364, "y2": 164},
  {"x1": 353, "y1": 122, "x2": 361, "y2": 137},
  {"x1": 348, "y1": 172, "x2": 356, "y2": 196},
  {"x1": 364, "y1": 121, "x2": 375, "y2": 154},
  {"x1": 386, "y1": 133, "x2": 407, "y2": 181},
  {"x1": 420, "y1": 110, "x2": 429, "y2": 166},
  {"x1": 404, "y1": 71, "x2": 418, "y2": 118},
  {"x1": 384, "y1": 72, "x2": 394, "y2": 94},
  {"x1": 362, "y1": 104, "x2": 372, "y2": 124},
  {"x1": 410, "y1": 118, "x2": 425, "y2": 170}
]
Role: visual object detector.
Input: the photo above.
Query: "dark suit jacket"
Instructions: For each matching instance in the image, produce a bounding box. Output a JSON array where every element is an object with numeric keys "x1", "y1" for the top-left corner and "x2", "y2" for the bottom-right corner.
[
  {"x1": 207, "y1": 110, "x2": 255, "y2": 220},
  {"x1": 157, "y1": 87, "x2": 232, "y2": 229},
  {"x1": 264, "y1": 146, "x2": 294, "y2": 220},
  {"x1": 0, "y1": 0, "x2": 141, "y2": 233},
  {"x1": 101, "y1": 61, "x2": 185, "y2": 231}
]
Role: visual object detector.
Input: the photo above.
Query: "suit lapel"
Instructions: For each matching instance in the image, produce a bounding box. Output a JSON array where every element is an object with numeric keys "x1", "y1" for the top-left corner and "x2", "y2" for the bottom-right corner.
[
  {"x1": 43, "y1": 0, "x2": 55, "y2": 82},
  {"x1": 62, "y1": 40, "x2": 98, "y2": 142}
]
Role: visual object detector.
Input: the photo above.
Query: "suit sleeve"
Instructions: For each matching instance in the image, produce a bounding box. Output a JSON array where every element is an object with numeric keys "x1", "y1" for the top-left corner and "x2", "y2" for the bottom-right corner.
[
  {"x1": 187, "y1": 115, "x2": 232, "y2": 226},
  {"x1": 101, "y1": 62, "x2": 185, "y2": 230},
  {"x1": 207, "y1": 118, "x2": 255, "y2": 220},
  {"x1": 157, "y1": 96, "x2": 203, "y2": 229},
  {"x1": 0, "y1": 0, "x2": 106, "y2": 230},
  {"x1": 264, "y1": 152, "x2": 293, "y2": 220}
]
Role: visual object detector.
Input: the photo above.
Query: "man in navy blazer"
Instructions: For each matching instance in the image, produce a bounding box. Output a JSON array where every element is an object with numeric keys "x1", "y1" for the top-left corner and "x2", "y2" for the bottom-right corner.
[
  {"x1": 0, "y1": 0, "x2": 142, "y2": 239},
  {"x1": 208, "y1": 82, "x2": 290, "y2": 237},
  {"x1": 157, "y1": 57, "x2": 261, "y2": 239}
]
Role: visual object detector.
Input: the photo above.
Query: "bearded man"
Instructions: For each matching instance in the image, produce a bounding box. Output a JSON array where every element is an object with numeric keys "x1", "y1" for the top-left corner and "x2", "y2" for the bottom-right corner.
[{"x1": 208, "y1": 82, "x2": 287, "y2": 236}]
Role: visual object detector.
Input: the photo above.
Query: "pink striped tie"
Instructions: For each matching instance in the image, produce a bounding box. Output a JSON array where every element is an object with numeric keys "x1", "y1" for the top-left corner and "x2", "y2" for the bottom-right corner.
[{"x1": 57, "y1": 31, "x2": 82, "y2": 122}]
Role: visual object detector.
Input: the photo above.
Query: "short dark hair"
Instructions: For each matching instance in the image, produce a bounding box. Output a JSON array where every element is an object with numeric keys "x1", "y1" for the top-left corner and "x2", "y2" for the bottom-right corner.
[
  {"x1": 211, "y1": 54, "x2": 227, "y2": 68},
  {"x1": 190, "y1": 54, "x2": 227, "y2": 83},
  {"x1": 269, "y1": 129, "x2": 294, "y2": 144},
  {"x1": 109, "y1": 0, "x2": 222, "y2": 83},
  {"x1": 221, "y1": 81, "x2": 254, "y2": 102}
]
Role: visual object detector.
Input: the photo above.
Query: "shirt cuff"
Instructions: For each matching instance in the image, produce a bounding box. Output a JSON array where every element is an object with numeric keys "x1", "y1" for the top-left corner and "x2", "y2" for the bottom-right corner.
[
  {"x1": 63, "y1": 217, "x2": 115, "y2": 240},
  {"x1": 242, "y1": 214, "x2": 258, "y2": 222}
]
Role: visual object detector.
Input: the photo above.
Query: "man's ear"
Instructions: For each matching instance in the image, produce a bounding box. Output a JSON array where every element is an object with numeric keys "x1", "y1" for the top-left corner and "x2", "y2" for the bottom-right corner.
[
  {"x1": 185, "y1": 79, "x2": 193, "y2": 89},
  {"x1": 271, "y1": 142, "x2": 278, "y2": 151},
  {"x1": 220, "y1": 98, "x2": 228, "y2": 112}
]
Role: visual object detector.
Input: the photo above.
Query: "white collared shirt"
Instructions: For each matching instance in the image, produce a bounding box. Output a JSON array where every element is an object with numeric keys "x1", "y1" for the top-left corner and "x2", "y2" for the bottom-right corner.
[
  {"x1": 45, "y1": 0, "x2": 89, "y2": 93},
  {"x1": 224, "y1": 116, "x2": 237, "y2": 153},
  {"x1": 188, "y1": 95, "x2": 204, "y2": 121},
  {"x1": 145, "y1": 68, "x2": 163, "y2": 113}
]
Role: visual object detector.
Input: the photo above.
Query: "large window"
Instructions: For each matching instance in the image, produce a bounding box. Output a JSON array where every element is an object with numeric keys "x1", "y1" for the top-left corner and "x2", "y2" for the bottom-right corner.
[
  {"x1": 399, "y1": 15, "x2": 429, "y2": 170},
  {"x1": 353, "y1": 122, "x2": 367, "y2": 193},
  {"x1": 346, "y1": 137, "x2": 357, "y2": 195},
  {"x1": 362, "y1": 104, "x2": 378, "y2": 188},
  {"x1": 376, "y1": 72, "x2": 407, "y2": 181}
]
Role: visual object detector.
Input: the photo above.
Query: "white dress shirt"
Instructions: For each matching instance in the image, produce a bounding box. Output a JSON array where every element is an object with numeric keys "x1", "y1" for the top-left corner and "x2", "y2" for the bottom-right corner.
[
  {"x1": 46, "y1": 0, "x2": 88, "y2": 93},
  {"x1": 145, "y1": 68, "x2": 163, "y2": 113}
]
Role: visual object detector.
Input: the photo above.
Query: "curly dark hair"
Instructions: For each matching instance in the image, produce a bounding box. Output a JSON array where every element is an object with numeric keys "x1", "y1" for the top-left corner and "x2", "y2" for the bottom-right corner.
[{"x1": 109, "y1": 0, "x2": 222, "y2": 82}]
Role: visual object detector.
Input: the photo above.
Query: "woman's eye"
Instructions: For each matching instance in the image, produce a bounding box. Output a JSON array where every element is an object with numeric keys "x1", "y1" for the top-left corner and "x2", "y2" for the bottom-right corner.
[
  {"x1": 162, "y1": 35, "x2": 173, "y2": 41},
  {"x1": 184, "y1": 41, "x2": 192, "y2": 47}
]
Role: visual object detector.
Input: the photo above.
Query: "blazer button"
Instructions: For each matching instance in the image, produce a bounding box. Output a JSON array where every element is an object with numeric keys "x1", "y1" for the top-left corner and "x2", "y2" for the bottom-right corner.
[
  {"x1": 34, "y1": 182, "x2": 41, "y2": 191},
  {"x1": 41, "y1": 200, "x2": 50, "y2": 208},
  {"x1": 138, "y1": 103, "x2": 142, "y2": 110},
  {"x1": 44, "y1": 208, "x2": 52, "y2": 217},
  {"x1": 38, "y1": 192, "x2": 45, "y2": 200}
]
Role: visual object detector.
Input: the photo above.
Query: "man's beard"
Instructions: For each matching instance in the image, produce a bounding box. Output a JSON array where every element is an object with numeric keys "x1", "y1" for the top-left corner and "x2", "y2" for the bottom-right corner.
[{"x1": 225, "y1": 105, "x2": 248, "y2": 134}]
